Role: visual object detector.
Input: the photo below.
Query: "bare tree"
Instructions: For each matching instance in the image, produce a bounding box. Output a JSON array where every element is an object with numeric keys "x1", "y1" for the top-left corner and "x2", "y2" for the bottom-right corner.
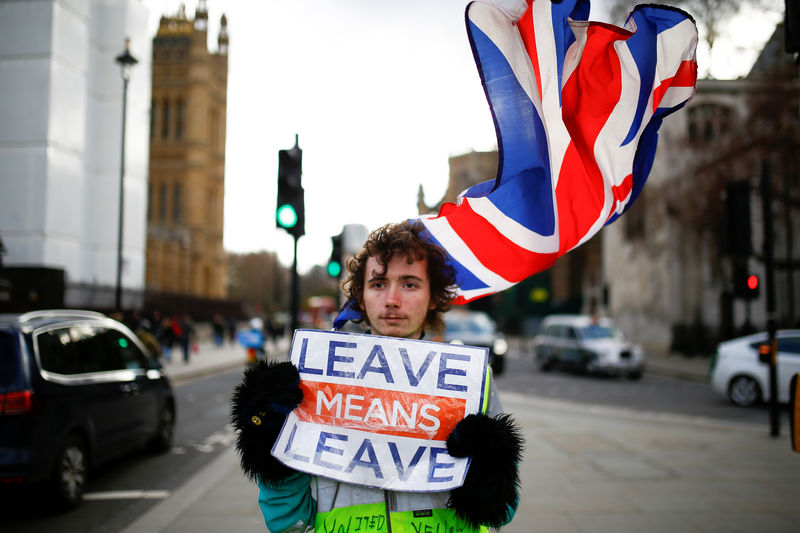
[
  {"x1": 606, "y1": 0, "x2": 782, "y2": 76},
  {"x1": 227, "y1": 251, "x2": 341, "y2": 316},
  {"x1": 227, "y1": 251, "x2": 288, "y2": 314}
]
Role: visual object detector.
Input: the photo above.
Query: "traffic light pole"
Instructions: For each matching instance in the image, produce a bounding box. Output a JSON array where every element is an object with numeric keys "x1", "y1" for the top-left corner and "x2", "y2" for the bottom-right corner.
[
  {"x1": 761, "y1": 159, "x2": 779, "y2": 437},
  {"x1": 276, "y1": 135, "x2": 304, "y2": 333},
  {"x1": 291, "y1": 235, "x2": 300, "y2": 333}
]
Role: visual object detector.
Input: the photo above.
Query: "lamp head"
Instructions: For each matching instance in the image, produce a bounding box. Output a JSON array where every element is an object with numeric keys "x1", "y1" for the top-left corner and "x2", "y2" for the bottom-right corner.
[{"x1": 115, "y1": 38, "x2": 138, "y2": 80}]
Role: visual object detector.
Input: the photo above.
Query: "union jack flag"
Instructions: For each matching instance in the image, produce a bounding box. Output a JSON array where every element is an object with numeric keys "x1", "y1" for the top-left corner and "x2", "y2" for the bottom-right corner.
[
  {"x1": 335, "y1": 0, "x2": 697, "y2": 327},
  {"x1": 422, "y1": 0, "x2": 697, "y2": 305}
]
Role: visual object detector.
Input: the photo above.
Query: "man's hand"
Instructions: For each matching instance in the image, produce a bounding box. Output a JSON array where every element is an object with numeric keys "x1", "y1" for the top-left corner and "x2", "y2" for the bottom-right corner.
[
  {"x1": 446, "y1": 413, "x2": 523, "y2": 528},
  {"x1": 230, "y1": 360, "x2": 304, "y2": 485}
]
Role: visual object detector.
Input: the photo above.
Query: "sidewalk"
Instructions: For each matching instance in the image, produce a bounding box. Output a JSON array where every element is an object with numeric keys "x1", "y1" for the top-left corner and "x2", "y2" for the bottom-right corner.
[
  {"x1": 157, "y1": 336, "x2": 291, "y2": 384},
  {"x1": 637, "y1": 351, "x2": 711, "y2": 383}
]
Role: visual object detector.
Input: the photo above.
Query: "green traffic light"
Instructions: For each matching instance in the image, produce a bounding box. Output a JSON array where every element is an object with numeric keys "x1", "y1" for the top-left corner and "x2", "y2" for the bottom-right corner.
[
  {"x1": 327, "y1": 261, "x2": 342, "y2": 277},
  {"x1": 277, "y1": 204, "x2": 298, "y2": 228}
]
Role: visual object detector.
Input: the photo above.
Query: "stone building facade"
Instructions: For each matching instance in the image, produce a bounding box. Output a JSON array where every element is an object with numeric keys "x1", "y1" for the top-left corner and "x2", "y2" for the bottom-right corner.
[{"x1": 146, "y1": 1, "x2": 229, "y2": 299}]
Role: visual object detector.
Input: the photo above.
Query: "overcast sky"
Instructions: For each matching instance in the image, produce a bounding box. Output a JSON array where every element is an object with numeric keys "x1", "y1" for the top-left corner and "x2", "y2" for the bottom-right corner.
[{"x1": 140, "y1": 0, "x2": 784, "y2": 273}]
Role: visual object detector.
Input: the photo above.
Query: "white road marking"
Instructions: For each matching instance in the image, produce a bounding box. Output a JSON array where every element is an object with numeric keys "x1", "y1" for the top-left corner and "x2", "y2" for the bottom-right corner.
[{"x1": 84, "y1": 490, "x2": 170, "y2": 501}]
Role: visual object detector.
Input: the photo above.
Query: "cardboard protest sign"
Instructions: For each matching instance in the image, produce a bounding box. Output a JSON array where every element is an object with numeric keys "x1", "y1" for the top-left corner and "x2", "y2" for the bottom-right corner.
[{"x1": 272, "y1": 329, "x2": 489, "y2": 492}]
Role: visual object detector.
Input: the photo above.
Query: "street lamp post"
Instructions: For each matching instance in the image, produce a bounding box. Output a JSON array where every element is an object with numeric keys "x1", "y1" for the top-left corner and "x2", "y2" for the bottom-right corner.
[{"x1": 114, "y1": 38, "x2": 138, "y2": 312}]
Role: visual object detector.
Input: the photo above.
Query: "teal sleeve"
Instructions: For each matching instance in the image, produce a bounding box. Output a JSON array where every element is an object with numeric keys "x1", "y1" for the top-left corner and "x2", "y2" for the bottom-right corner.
[
  {"x1": 257, "y1": 472, "x2": 316, "y2": 532},
  {"x1": 501, "y1": 494, "x2": 519, "y2": 526}
]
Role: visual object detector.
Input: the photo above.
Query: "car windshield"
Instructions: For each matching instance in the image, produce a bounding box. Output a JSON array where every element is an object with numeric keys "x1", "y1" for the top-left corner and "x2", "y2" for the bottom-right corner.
[{"x1": 579, "y1": 324, "x2": 619, "y2": 340}]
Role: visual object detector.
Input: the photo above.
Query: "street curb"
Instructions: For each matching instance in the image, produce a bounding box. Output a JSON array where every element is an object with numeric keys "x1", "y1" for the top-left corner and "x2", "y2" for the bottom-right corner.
[
  {"x1": 644, "y1": 362, "x2": 709, "y2": 384},
  {"x1": 167, "y1": 359, "x2": 246, "y2": 385}
]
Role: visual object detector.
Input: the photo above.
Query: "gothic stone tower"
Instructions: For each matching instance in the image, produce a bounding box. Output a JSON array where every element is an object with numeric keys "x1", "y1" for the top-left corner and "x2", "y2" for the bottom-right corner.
[{"x1": 147, "y1": 1, "x2": 229, "y2": 298}]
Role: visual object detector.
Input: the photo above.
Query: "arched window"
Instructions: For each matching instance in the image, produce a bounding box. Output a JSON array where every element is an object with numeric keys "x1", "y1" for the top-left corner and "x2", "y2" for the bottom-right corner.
[
  {"x1": 687, "y1": 103, "x2": 735, "y2": 143},
  {"x1": 150, "y1": 99, "x2": 156, "y2": 139},
  {"x1": 176, "y1": 99, "x2": 185, "y2": 139},
  {"x1": 159, "y1": 182, "x2": 168, "y2": 222},
  {"x1": 147, "y1": 183, "x2": 153, "y2": 221},
  {"x1": 173, "y1": 183, "x2": 182, "y2": 223},
  {"x1": 161, "y1": 99, "x2": 170, "y2": 139}
]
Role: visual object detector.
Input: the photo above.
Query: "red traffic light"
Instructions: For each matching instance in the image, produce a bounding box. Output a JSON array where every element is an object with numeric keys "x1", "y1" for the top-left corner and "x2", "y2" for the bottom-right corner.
[{"x1": 733, "y1": 265, "x2": 759, "y2": 299}]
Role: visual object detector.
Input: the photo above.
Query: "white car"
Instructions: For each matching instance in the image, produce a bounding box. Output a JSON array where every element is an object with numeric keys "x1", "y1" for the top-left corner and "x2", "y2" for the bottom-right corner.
[
  {"x1": 532, "y1": 315, "x2": 644, "y2": 379},
  {"x1": 710, "y1": 330, "x2": 800, "y2": 407}
]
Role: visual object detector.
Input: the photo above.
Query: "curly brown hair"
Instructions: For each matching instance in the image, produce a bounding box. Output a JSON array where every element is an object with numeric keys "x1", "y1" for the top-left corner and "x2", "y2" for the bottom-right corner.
[{"x1": 341, "y1": 220, "x2": 457, "y2": 335}]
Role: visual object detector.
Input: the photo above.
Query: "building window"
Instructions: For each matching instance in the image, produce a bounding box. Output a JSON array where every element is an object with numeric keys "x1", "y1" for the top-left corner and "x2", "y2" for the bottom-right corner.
[
  {"x1": 209, "y1": 108, "x2": 219, "y2": 149},
  {"x1": 703, "y1": 121, "x2": 714, "y2": 142},
  {"x1": 687, "y1": 104, "x2": 735, "y2": 144},
  {"x1": 206, "y1": 186, "x2": 216, "y2": 228},
  {"x1": 176, "y1": 98, "x2": 185, "y2": 139},
  {"x1": 173, "y1": 183, "x2": 182, "y2": 223},
  {"x1": 161, "y1": 99, "x2": 170, "y2": 139},
  {"x1": 150, "y1": 99, "x2": 156, "y2": 139},
  {"x1": 159, "y1": 182, "x2": 168, "y2": 222},
  {"x1": 624, "y1": 194, "x2": 645, "y2": 240},
  {"x1": 147, "y1": 183, "x2": 153, "y2": 221}
]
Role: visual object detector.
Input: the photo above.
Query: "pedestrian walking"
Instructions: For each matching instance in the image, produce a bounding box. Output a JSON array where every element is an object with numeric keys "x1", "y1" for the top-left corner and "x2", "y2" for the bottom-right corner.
[
  {"x1": 178, "y1": 314, "x2": 194, "y2": 364},
  {"x1": 212, "y1": 314, "x2": 226, "y2": 347},
  {"x1": 227, "y1": 316, "x2": 238, "y2": 344},
  {"x1": 157, "y1": 313, "x2": 176, "y2": 362}
]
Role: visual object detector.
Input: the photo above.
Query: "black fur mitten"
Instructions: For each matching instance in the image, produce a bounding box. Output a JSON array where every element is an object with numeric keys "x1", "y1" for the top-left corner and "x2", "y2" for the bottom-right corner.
[
  {"x1": 446, "y1": 413, "x2": 523, "y2": 529},
  {"x1": 230, "y1": 360, "x2": 304, "y2": 485}
]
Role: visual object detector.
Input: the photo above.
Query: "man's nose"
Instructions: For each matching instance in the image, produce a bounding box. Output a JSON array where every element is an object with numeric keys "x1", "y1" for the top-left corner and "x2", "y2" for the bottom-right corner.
[{"x1": 385, "y1": 284, "x2": 400, "y2": 306}]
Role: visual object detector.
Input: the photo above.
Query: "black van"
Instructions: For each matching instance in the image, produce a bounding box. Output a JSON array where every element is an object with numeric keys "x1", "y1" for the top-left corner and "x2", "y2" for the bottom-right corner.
[{"x1": 0, "y1": 310, "x2": 175, "y2": 509}]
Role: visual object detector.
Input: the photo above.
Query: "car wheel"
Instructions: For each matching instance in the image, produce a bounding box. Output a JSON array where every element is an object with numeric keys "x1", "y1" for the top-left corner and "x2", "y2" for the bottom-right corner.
[
  {"x1": 491, "y1": 355, "x2": 505, "y2": 376},
  {"x1": 51, "y1": 434, "x2": 88, "y2": 510},
  {"x1": 729, "y1": 375, "x2": 761, "y2": 407},
  {"x1": 537, "y1": 354, "x2": 555, "y2": 372},
  {"x1": 148, "y1": 402, "x2": 175, "y2": 453},
  {"x1": 538, "y1": 360, "x2": 554, "y2": 372}
]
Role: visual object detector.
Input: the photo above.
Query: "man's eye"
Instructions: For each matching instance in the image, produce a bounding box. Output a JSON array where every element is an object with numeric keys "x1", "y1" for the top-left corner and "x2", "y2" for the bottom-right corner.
[{"x1": 403, "y1": 282, "x2": 418, "y2": 289}]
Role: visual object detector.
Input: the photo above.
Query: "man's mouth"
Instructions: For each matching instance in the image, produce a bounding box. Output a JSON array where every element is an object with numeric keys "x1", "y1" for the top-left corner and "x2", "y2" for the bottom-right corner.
[{"x1": 381, "y1": 315, "x2": 405, "y2": 321}]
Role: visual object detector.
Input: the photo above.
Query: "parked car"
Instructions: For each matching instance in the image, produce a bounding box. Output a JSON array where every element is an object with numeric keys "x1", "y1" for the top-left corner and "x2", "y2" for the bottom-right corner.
[
  {"x1": 710, "y1": 330, "x2": 800, "y2": 407},
  {"x1": 441, "y1": 310, "x2": 508, "y2": 375},
  {"x1": 532, "y1": 315, "x2": 644, "y2": 379},
  {"x1": 0, "y1": 310, "x2": 175, "y2": 509}
]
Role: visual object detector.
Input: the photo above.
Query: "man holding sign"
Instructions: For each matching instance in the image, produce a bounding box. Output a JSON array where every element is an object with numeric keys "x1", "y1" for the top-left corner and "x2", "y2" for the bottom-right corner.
[{"x1": 232, "y1": 221, "x2": 522, "y2": 532}]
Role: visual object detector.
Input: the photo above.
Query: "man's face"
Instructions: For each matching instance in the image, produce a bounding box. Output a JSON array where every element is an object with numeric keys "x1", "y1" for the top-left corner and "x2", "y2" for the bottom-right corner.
[{"x1": 361, "y1": 252, "x2": 434, "y2": 339}]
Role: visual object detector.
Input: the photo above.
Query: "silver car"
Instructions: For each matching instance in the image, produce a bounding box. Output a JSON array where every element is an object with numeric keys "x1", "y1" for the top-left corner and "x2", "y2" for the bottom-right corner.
[{"x1": 533, "y1": 315, "x2": 644, "y2": 379}]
